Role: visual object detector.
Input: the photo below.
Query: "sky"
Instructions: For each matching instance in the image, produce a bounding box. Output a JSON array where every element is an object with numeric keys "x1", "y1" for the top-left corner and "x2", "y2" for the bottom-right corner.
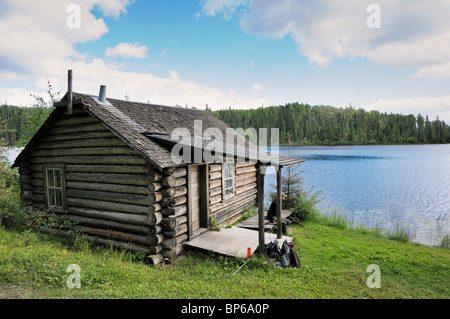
[{"x1": 1, "y1": 0, "x2": 450, "y2": 123}]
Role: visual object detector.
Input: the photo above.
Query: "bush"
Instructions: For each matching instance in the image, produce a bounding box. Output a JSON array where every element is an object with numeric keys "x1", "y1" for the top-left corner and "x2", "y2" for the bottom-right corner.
[{"x1": 291, "y1": 191, "x2": 320, "y2": 221}]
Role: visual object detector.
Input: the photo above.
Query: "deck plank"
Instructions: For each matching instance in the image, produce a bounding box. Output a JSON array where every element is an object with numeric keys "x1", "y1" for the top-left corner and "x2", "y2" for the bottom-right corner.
[{"x1": 184, "y1": 226, "x2": 292, "y2": 259}]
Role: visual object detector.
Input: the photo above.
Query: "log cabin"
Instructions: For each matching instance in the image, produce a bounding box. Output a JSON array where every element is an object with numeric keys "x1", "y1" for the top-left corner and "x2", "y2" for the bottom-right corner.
[{"x1": 13, "y1": 70, "x2": 302, "y2": 264}]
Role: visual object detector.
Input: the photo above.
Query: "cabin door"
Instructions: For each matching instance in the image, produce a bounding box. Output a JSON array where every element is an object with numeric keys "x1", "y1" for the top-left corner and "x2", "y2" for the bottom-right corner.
[{"x1": 188, "y1": 164, "x2": 208, "y2": 238}]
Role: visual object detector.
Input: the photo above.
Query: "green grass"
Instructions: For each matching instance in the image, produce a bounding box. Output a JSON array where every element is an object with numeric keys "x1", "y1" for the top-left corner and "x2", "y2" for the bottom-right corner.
[{"x1": 0, "y1": 216, "x2": 449, "y2": 299}]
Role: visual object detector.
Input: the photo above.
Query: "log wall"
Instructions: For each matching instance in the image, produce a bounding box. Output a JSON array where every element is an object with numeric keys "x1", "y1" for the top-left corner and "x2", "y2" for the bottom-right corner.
[
  {"x1": 21, "y1": 106, "x2": 165, "y2": 264},
  {"x1": 209, "y1": 161, "x2": 257, "y2": 225}
]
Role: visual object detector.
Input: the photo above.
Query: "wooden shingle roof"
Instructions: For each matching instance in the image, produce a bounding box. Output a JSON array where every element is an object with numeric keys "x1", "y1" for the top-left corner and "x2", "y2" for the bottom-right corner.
[{"x1": 14, "y1": 92, "x2": 303, "y2": 170}]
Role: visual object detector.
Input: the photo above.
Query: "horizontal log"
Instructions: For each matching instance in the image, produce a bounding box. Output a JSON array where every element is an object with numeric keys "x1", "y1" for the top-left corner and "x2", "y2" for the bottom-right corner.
[
  {"x1": 213, "y1": 196, "x2": 257, "y2": 222},
  {"x1": 162, "y1": 244, "x2": 184, "y2": 259},
  {"x1": 19, "y1": 167, "x2": 31, "y2": 175},
  {"x1": 66, "y1": 214, "x2": 156, "y2": 235},
  {"x1": 161, "y1": 205, "x2": 187, "y2": 218},
  {"x1": 235, "y1": 172, "x2": 257, "y2": 183},
  {"x1": 209, "y1": 179, "x2": 221, "y2": 189},
  {"x1": 66, "y1": 181, "x2": 149, "y2": 195},
  {"x1": 161, "y1": 196, "x2": 186, "y2": 207},
  {"x1": 161, "y1": 215, "x2": 187, "y2": 229},
  {"x1": 149, "y1": 245, "x2": 162, "y2": 254},
  {"x1": 67, "y1": 188, "x2": 153, "y2": 206},
  {"x1": 20, "y1": 175, "x2": 31, "y2": 184},
  {"x1": 21, "y1": 190, "x2": 32, "y2": 200},
  {"x1": 161, "y1": 234, "x2": 188, "y2": 249},
  {"x1": 31, "y1": 147, "x2": 137, "y2": 157},
  {"x1": 209, "y1": 194, "x2": 222, "y2": 205},
  {"x1": 66, "y1": 164, "x2": 148, "y2": 174},
  {"x1": 42, "y1": 131, "x2": 117, "y2": 142},
  {"x1": 161, "y1": 176, "x2": 186, "y2": 188},
  {"x1": 235, "y1": 177, "x2": 257, "y2": 188},
  {"x1": 48, "y1": 123, "x2": 109, "y2": 135},
  {"x1": 235, "y1": 182, "x2": 257, "y2": 196},
  {"x1": 235, "y1": 161, "x2": 256, "y2": 168},
  {"x1": 148, "y1": 170, "x2": 163, "y2": 182},
  {"x1": 209, "y1": 186, "x2": 222, "y2": 197},
  {"x1": 171, "y1": 167, "x2": 187, "y2": 178},
  {"x1": 215, "y1": 199, "x2": 257, "y2": 225},
  {"x1": 67, "y1": 225, "x2": 163, "y2": 246},
  {"x1": 31, "y1": 194, "x2": 45, "y2": 203},
  {"x1": 40, "y1": 227, "x2": 152, "y2": 253},
  {"x1": 68, "y1": 207, "x2": 156, "y2": 226},
  {"x1": 235, "y1": 166, "x2": 257, "y2": 175},
  {"x1": 161, "y1": 186, "x2": 187, "y2": 198},
  {"x1": 37, "y1": 138, "x2": 127, "y2": 150},
  {"x1": 162, "y1": 223, "x2": 188, "y2": 238},
  {"x1": 66, "y1": 172, "x2": 149, "y2": 186},
  {"x1": 67, "y1": 197, "x2": 150, "y2": 215},
  {"x1": 209, "y1": 188, "x2": 257, "y2": 214},
  {"x1": 31, "y1": 155, "x2": 147, "y2": 165},
  {"x1": 31, "y1": 179, "x2": 44, "y2": 187},
  {"x1": 52, "y1": 115, "x2": 100, "y2": 127},
  {"x1": 209, "y1": 172, "x2": 221, "y2": 180},
  {"x1": 144, "y1": 254, "x2": 164, "y2": 266},
  {"x1": 209, "y1": 164, "x2": 222, "y2": 173},
  {"x1": 152, "y1": 183, "x2": 162, "y2": 192}
]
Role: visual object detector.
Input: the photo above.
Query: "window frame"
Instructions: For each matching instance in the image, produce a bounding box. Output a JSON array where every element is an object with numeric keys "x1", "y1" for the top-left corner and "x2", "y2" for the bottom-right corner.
[
  {"x1": 43, "y1": 163, "x2": 67, "y2": 213},
  {"x1": 222, "y1": 160, "x2": 235, "y2": 201}
]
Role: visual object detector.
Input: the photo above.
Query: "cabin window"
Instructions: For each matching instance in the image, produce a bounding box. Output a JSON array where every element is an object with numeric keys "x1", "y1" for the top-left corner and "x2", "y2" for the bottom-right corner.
[
  {"x1": 44, "y1": 164, "x2": 67, "y2": 211},
  {"x1": 223, "y1": 161, "x2": 234, "y2": 199}
]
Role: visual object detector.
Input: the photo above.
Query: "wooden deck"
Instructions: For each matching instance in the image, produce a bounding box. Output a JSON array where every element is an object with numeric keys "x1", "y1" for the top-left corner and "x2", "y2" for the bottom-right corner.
[
  {"x1": 184, "y1": 226, "x2": 292, "y2": 259},
  {"x1": 235, "y1": 209, "x2": 293, "y2": 231}
]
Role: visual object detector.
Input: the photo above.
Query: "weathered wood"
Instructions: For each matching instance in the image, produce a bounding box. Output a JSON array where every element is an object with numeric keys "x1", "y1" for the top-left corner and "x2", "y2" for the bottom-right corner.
[
  {"x1": 209, "y1": 194, "x2": 222, "y2": 205},
  {"x1": 65, "y1": 164, "x2": 148, "y2": 174},
  {"x1": 42, "y1": 130, "x2": 116, "y2": 142},
  {"x1": 213, "y1": 195, "x2": 257, "y2": 221},
  {"x1": 67, "y1": 197, "x2": 150, "y2": 215},
  {"x1": 66, "y1": 172, "x2": 149, "y2": 186},
  {"x1": 19, "y1": 167, "x2": 31, "y2": 175},
  {"x1": 20, "y1": 175, "x2": 31, "y2": 184},
  {"x1": 31, "y1": 155, "x2": 147, "y2": 165},
  {"x1": 40, "y1": 228, "x2": 152, "y2": 254},
  {"x1": 209, "y1": 164, "x2": 222, "y2": 172},
  {"x1": 162, "y1": 223, "x2": 188, "y2": 238},
  {"x1": 67, "y1": 188, "x2": 153, "y2": 206},
  {"x1": 235, "y1": 162, "x2": 256, "y2": 168},
  {"x1": 161, "y1": 215, "x2": 187, "y2": 229},
  {"x1": 31, "y1": 194, "x2": 45, "y2": 203},
  {"x1": 161, "y1": 176, "x2": 186, "y2": 188},
  {"x1": 52, "y1": 115, "x2": 100, "y2": 127},
  {"x1": 68, "y1": 207, "x2": 155, "y2": 226},
  {"x1": 37, "y1": 138, "x2": 127, "y2": 150},
  {"x1": 209, "y1": 179, "x2": 221, "y2": 189},
  {"x1": 66, "y1": 214, "x2": 154, "y2": 235},
  {"x1": 209, "y1": 171, "x2": 221, "y2": 180},
  {"x1": 48, "y1": 123, "x2": 109, "y2": 135},
  {"x1": 31, "y1": 179, "x2": 44, "y2": 187},
  {"x1": 149, "y1": 245, "x2": 162, "y2": 254},
  {"x1": 235, "y1": 182, "x2": 257, "y2": 196},
  {"x1": 209, "y1": 188, "x2": 257, "y2": 214},
  {"x1": 161, "y1": 195, "x2": 186, "y2": 207},
  {"x1": 171, "y1": 167, "x2": 187, "y2": 178},
  {"x1": 161, "y1": 186, "x2": 187, "y2": 198},
  {"x1": 144, "y1": 254, "x2": 164, "y2": 265},
  {"x1": 161, "y1": 205, "x2": 187, "y2": 217},
  {"x1": 161, "y1": 234, "x2": 188, "y2": 249},
  {"x1": 235, "y1": 172, "x2": 257, "y2": 183},
  {"x1": 152, "y1": 183, "x2": 162, "y2": 192},
  {"x1": 235, "y1": 176, "x2": 257, "y2": 188},
  {"x1": 162, "y1": 244, "x2": 184, "y2": 259},
  {"x1": 209, "y1": 186, "x2": 222, "y2": 197},
  {"x1": 66, "y1": 181, "x2": 150, "y2": 195},
  {"x1": 235, "y1": 166, "x2": 257, "y2": 175},
  {"x1": 147, "y1": 170, "x2": 163, "y2": 182},
  {"x1": 31, "y1": 147, "x2": 137, "y2": 157},
  {"x1": 215, "y1": 199, "x2": 257, "y2": 225},
  {"x1": 20, "y1": 190, "x2": 32, "y2": 200}
]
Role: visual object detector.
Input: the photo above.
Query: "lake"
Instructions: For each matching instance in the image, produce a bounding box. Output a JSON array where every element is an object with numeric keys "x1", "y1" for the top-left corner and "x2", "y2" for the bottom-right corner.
[
  {"x1": 3, "y1": 145, "x2": 449, "y2": 246},
  {"x1": 265, "y1": 144, "x2": 450, "y2": 246}
]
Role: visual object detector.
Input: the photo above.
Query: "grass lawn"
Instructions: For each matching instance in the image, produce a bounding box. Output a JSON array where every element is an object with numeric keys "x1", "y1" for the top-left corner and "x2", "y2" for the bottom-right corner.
[{"x1": 0, "y1": 215, "x2": 448, "y2": 299}]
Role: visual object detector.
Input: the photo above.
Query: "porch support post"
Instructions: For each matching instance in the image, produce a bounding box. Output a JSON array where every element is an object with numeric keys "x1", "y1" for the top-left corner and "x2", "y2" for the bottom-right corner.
[
  {"x1": 257, "y1": 165, "x2": 266, "y2": 254},
  {"x1": 276, "y1": 166, "x2": 282, "y2": 239}
]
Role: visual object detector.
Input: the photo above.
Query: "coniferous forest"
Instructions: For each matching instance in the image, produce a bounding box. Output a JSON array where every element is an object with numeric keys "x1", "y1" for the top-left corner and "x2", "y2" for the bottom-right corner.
[
  {"x1": 0, "y1": 102, "x2": 449, "y2": 147},
  {"x1": 212, "y1": 103, "x2": 450, "y2": 145}
]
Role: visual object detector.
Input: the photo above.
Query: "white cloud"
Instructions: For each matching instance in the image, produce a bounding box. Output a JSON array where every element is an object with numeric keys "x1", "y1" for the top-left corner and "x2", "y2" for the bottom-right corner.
[
  {"x1": 252, "y1": 83, "x2": 265, "y2": 91},
  {"x1": 200, "y1": 0, "x2": 450, "y2": 78},
  {"x1": 105, "y1": 42, "x2": 149, "y2": 59}
]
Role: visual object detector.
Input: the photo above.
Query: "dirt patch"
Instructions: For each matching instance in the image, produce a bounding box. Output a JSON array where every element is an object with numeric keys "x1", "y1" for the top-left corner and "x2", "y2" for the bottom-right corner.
[{"x1": 0, "y1": 283, "x2": 33, "y2": 299}]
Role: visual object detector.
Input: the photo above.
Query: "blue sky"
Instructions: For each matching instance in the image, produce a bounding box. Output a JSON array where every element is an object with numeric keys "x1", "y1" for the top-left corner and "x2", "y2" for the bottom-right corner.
[{"x1": 1, "y1": 0, "x2": 450, "y2": 122}]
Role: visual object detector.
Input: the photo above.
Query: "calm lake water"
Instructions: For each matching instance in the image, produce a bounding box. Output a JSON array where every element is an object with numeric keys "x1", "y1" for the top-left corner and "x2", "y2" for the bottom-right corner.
[
  {"x1": 265, "y1": 144, "x2": 450, "y2": 246},
  {"x1": 3, "y1": 145, "x2": 449, "y2": 246}
]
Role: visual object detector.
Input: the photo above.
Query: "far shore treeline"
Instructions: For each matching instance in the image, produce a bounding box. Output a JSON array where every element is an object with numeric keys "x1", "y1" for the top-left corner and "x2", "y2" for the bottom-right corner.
[
  {"x1": 1, "y1": 102, "x2": 450, "y2": 147},
  {"x1": 212, "y1": 103, "x2": 450, "y2": 145}
]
